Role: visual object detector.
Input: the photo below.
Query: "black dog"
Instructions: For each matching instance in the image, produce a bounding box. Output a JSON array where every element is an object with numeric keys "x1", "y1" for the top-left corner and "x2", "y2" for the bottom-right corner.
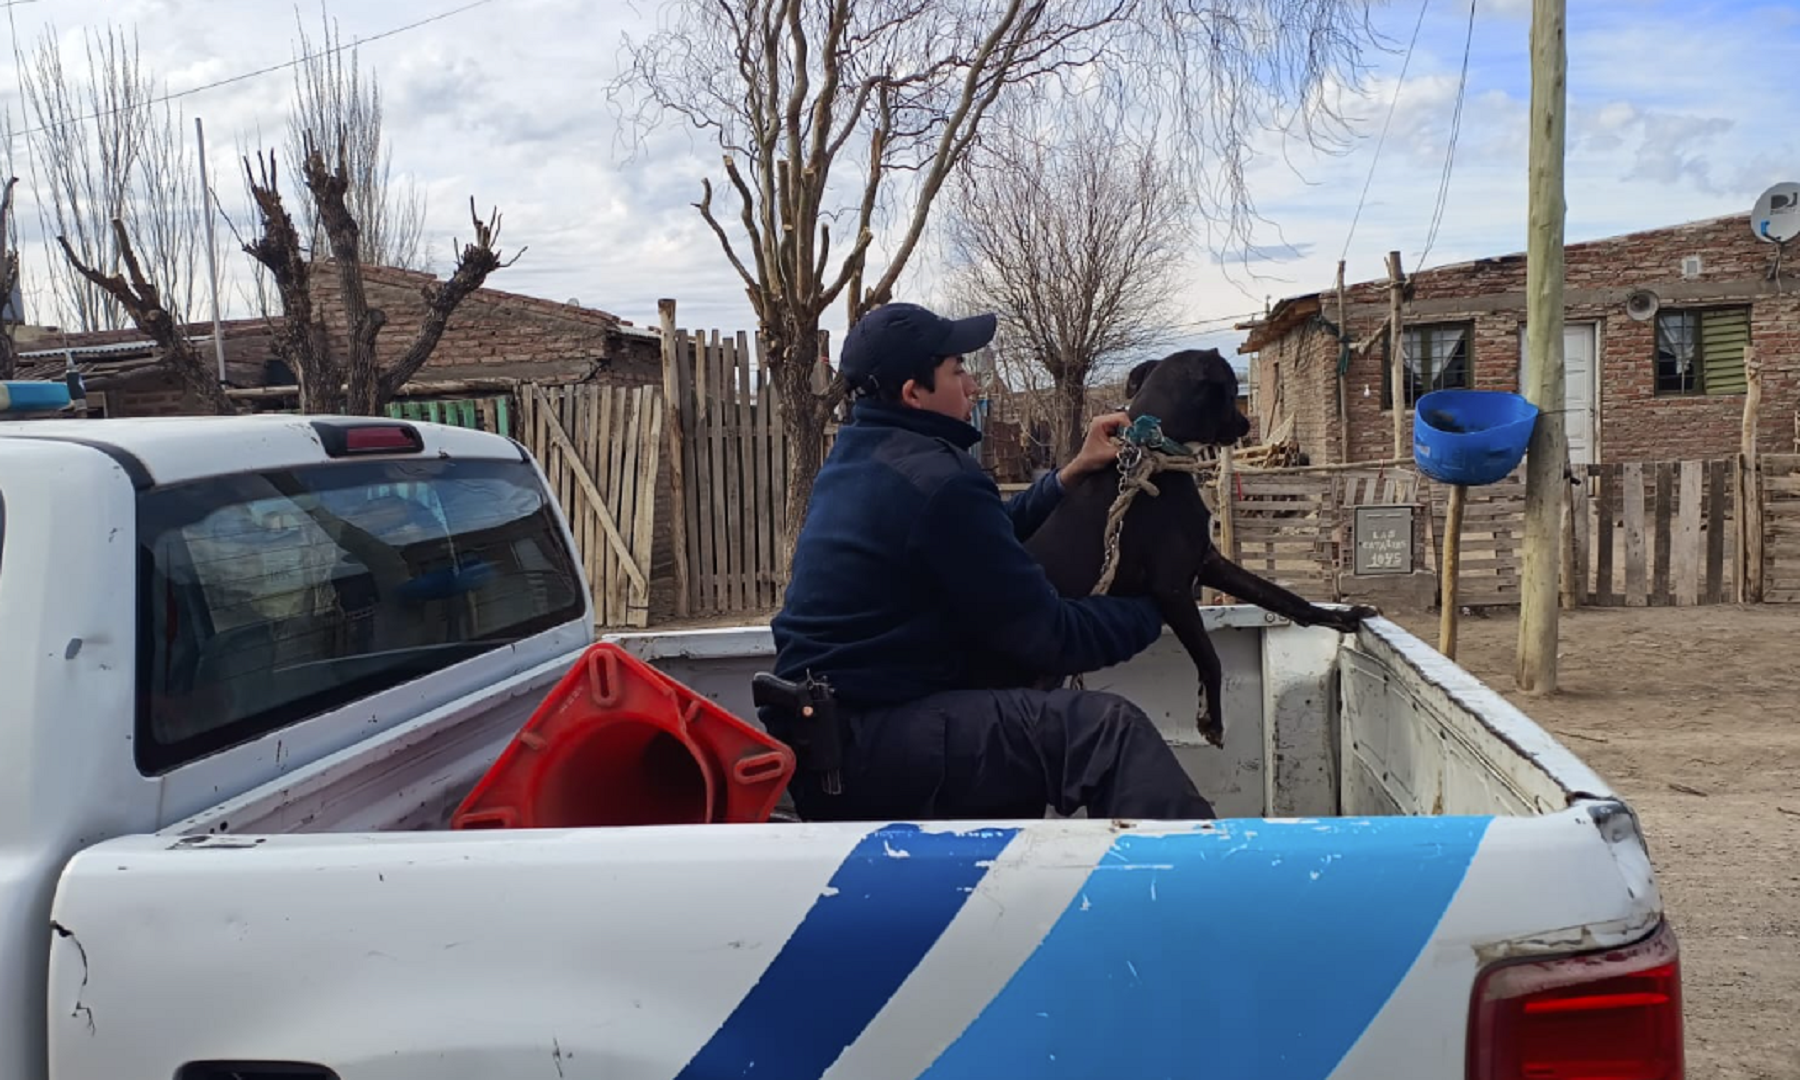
[{"x1": 1021, "y1": 348, "x2": 1376, "y2": 747}]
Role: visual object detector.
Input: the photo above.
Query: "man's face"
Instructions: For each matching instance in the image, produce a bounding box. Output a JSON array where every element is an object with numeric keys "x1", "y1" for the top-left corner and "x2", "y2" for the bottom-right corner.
[{"x1": 902, "y1": 355, "x2": 981, "y2": 422}]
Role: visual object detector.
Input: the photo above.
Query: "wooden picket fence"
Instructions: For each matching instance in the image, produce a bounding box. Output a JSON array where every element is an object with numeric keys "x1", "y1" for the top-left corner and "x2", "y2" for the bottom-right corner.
[
  {"x1": 661, "y1": 327, "x2": 799, "y2": 618},
  {"x1": 515, "y1": 384, "x2": 663, "y2": 628}
]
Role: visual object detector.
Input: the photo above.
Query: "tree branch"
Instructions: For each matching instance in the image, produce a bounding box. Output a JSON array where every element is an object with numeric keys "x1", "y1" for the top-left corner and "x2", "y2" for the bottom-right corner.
[
  {"x1": 243, "y1": 149, "x2": 336, "y2": 412},
  {"x1": 302, "y1": 131, "x2": 389, "y2": 414},
  {"x1": 377, "y1": 197, "x2": 522, "y2": 401},
  {"x1": 695, "y1": 175, "x2": 761, "y2": 297},
  {"x1": 55, "y1": 219, "x2": 236, "y2": 415}
]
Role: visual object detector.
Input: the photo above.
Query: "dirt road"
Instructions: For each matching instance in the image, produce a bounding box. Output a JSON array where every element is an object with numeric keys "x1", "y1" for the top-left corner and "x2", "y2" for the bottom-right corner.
[{"x1": 1396, "y1": 605, "x2": 1800, "y2": 1080}]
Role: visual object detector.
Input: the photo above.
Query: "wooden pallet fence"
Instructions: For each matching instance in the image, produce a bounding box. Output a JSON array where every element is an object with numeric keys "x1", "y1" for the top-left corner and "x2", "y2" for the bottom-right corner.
[
  {"x1": 1413, "y1": 469, "x2": 1527, "y2": 609},
  {"x1": 1575, "y1": 460, "x2": 1732, "y2": 607},
  {"x1": 1223, "y1": 470, "x2": 1337, "y2": 597},
  {"x1": 1760, "y1": 454, "x2": 1800, "y2": 604},
  {"x1": 664, "y1": 324, "x2": 800, "y2": 618},
  {"x1": 516, "y1": 383, "x2": 662, "y2": 628}
]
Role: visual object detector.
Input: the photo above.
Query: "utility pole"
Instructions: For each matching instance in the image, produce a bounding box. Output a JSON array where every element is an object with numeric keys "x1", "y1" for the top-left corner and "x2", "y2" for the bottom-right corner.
[
  {"x1": 1516, "y1": 0, "x2": 1569, "y2": 694},
  {"x1": 195, "y1": 117, "x2": 227, "y2": 384}
]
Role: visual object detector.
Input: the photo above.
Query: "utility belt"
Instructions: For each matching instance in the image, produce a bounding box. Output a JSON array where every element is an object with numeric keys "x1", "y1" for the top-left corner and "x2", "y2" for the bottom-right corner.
[{"x1": 752, "y1": 672, "x2": 846, "y2": 796}]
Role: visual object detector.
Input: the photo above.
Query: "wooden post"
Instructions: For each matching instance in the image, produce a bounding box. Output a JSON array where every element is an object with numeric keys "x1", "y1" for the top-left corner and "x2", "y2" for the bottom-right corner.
[
  {"x1": 1515, "y1": 0, "x2": 1569, "y2": 695},
  {"x1": 1336, "y1": 260, "x2": 1351, "y2": 464},
  {"x1": 1560, "y1": 469, "x2": 1581, "y2": 609},
  {"x1": 658, "y1": 299, "x2": 692, "y2": 618},
  {"x1": 1215, "y1": 444, "x2": 1237, "y2": 604},
  {"x1": 1386, "y1": 251, "x2": 1407, "y2": 459},
  {"x1": 1739, "y1": 345, "x2": 1764, "y2": 603},
  {"x1": 1440, "y1": 483, "x2": 1467, "y2": 659}
]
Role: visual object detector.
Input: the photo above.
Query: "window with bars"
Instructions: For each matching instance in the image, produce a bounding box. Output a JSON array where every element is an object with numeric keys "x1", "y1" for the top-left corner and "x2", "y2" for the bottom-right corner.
[
  {"x1": 1655, "y1": 307, "x2": 1749, "y2": 396},
  {"x1": 1382, "y1": 322, "x2": 1473, "y2": 410}
]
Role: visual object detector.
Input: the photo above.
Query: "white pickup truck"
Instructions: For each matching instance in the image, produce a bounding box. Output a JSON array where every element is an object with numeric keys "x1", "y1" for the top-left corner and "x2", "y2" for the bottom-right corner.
[{"x1": 0, "y1": 414, "x2": 1682, "y2": 1080}]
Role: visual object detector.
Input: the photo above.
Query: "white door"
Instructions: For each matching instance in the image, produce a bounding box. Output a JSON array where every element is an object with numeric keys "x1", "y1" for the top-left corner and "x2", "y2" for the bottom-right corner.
[{"x1": 1519, "y1": 322, "x2": 1598, "y2": 465}]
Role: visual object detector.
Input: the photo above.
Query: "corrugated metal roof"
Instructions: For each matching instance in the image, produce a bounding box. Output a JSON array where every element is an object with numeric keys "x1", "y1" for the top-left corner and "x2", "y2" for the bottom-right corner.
[{"x1": 18, "y1": 339, "x2": 165, "y2": 358}]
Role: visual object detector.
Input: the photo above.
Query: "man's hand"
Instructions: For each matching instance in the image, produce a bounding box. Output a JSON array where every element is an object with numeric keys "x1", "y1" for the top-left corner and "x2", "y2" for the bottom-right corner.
[{"x1": 1058, "y1": 411, "x2": 1132, "y2": 487}]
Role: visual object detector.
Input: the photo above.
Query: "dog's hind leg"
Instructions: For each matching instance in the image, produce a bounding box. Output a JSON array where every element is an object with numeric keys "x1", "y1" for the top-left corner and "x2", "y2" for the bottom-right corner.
[{"x1": 1156, "y1": 589, "x2": 1225, "y2": 748}]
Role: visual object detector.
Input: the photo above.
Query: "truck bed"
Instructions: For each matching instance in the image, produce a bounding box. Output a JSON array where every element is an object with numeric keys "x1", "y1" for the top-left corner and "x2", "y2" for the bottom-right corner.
[
  {"x1": 160, "y1": 608, "x2": 1612, "y2": 837},
  {"x1": 54, "y1": 610, "x2": 1669, "y2": 1079}
]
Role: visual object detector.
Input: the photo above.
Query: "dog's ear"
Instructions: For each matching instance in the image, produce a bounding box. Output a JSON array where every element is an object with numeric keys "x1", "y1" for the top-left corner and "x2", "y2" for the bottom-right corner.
[{"x1": 1124, "y1": 359, "x2": 1160, "y2": 401}]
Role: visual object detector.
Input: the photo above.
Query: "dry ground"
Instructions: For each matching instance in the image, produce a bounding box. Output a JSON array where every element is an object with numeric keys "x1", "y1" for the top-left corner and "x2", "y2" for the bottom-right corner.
[
  {"x1": 642, "y1": 605, "x2": 1800, "y2": 1076},
  {"x1": 1395, "y1": 605, "x2": 1800, "y2": 1080}
]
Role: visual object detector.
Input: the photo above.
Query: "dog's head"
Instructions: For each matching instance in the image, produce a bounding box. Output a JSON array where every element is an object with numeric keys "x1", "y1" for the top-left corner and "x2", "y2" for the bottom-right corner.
[{"x1": 1125, "y1": 349, "x2": 1251, "y2": 447}]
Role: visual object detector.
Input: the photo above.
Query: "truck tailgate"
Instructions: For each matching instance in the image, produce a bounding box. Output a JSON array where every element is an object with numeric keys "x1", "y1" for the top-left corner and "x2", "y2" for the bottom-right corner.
[{"x1": 49, "y1": 808, "x2": 1659, "y2": 1078}]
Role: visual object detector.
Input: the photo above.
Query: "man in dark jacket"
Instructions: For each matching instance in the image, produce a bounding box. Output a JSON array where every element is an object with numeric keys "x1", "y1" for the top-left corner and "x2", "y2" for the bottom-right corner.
[{"x1": 769, "y1": 302, "x2": 1215, "y2": 823}]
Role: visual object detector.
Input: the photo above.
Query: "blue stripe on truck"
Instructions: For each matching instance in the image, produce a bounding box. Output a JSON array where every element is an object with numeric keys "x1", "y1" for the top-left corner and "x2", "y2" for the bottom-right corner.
[
  {"x1": 918, "y1": 816, "x2": 1491, "y2": 1079},
  {"x1": 675, "y1": 822, "x2": 1018, "y2": 1080}
]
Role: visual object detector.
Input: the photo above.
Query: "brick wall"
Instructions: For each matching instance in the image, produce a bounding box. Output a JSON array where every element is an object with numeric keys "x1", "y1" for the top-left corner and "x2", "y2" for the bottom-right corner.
[
  {"x1": 314, "y1": 264, "x2": 663, "y2": 388},
  {"x1": 1252, "y1": 214, "x2": 1800, "y2": 464},
  {"x1": 1253, "y1": 319, "x2": 1341, "y2": 462}
]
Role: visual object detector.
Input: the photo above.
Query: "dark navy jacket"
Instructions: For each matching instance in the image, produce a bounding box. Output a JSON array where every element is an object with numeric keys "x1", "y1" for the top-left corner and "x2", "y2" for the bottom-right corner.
[{"x1": 770, "y1": 399, "x2": 1164, "y2": 706}]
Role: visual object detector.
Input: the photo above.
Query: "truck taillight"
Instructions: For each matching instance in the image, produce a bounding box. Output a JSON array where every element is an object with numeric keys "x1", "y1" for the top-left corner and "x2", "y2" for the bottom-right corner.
[
  {"x1": 1468, "y1": 920, "x2": 1683, "y2": 1080},
  {"x1": 311, "y1": 419, "x2": 425, "y2": 457}
]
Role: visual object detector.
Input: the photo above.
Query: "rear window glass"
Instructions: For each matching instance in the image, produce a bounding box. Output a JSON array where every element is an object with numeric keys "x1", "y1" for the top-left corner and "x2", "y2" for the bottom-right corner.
[{"x1": 136, "y1": 456, "x2": 585, "y2": 774}]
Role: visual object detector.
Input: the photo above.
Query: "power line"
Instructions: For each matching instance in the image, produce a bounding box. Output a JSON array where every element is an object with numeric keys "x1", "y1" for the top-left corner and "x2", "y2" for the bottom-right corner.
[
  {"x1": 1338, "y1": 0, "x2": 1433, "y2": 265},
  {"x1": 6, "y1": 0, "x2": 497, "y2": 144},
  {"x1": 1416, "y1": 0, "x2": 1477, "y2": 270},
  {"x1": 1171, "y1": 310, "x2": 1265, "y2": 334}
]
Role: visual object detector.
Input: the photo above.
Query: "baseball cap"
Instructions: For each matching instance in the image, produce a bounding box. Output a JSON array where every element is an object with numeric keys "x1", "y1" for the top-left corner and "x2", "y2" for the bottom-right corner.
[{"x1": 838, "y1": 302, "x2": 998, "y2": 393}]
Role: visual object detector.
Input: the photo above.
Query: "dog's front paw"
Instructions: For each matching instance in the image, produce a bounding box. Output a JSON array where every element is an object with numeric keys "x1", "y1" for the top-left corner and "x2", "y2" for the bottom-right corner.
[
  {"x1": 1197, "y1": 710, "x2": 1225, "y2": 748},
  {"x1": 1321, "y1": 604, "x2": 1379, "y2": 635}
]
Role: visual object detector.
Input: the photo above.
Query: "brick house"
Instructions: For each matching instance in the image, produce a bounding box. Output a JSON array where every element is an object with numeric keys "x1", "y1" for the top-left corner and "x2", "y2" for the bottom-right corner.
[
  {"x1": 1238, "y1": 213, "x2": 1798, "y2": 466},
  {"x1": 12, "y1": 263, "x2": 662, "y2": 416}
]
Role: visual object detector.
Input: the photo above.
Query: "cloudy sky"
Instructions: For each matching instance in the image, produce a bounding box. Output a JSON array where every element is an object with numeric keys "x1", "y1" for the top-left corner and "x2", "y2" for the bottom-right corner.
[{"x1": 1, "y1": 0, "x2": 1794, "y2": 363}]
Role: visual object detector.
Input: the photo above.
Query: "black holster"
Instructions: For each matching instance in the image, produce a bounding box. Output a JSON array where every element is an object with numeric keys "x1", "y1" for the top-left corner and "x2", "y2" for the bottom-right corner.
[{"x1": 752, "y1": 671, "x2": 845, "y2": 796}]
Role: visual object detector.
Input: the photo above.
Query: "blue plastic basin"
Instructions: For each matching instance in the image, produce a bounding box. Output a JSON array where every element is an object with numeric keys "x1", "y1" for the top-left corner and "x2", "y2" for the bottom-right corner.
[
  {"x1": 1412, "y1": 389, "x2": 1539, "y2": 487},
  {"x1": 0, "y1": 380, "x2": 72, "y2": 413}
]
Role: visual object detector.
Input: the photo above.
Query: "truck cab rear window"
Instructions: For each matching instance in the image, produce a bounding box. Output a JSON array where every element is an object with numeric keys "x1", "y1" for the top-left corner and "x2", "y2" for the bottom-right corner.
[{"x1": 136, "y1": 457, "x2": 585, "y2": 774}]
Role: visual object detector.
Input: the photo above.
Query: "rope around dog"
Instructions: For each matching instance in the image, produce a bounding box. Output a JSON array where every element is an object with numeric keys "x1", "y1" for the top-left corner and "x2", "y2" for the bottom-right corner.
[{"x1": 1090, "y1": 418, "x2": 1217, "y2": 596}]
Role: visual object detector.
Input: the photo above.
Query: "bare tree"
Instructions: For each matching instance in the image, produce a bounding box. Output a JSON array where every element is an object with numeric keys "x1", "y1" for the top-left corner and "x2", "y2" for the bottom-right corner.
[
  {"x1": 56, "y1": 221, "x2": 236, "y2": 414},
  {"x1": 286, "y1": 5, "x2": 428, "y2": 271},
  {"x1": 242, "y1": 139, "x2": 519, "y2": 415},
  {"x1": 130, "y1": 101, "x2": 204, "y2": 331},
  {"x1": 611, "y1": 0, "x2": 1378, "y2": 554},
  {"x1": 942, "y1": 98, "x2": 1190, "y2": 461},
  {"x1": 22, "y1": 24, "x2": 204, "y2": 332}
]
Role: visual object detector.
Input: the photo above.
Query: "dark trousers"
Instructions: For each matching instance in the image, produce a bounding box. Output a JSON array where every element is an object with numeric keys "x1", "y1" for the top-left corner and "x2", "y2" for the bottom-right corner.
[{"x1": 781, "y1": 687, "x2": 1216, "y2": 823}]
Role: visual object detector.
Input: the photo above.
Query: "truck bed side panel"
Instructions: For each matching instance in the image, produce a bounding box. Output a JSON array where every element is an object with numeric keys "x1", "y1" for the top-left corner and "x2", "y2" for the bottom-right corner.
[
  {"x1": 1341, "y1": 624, "x2": 1615, "y2": 816},
  {"x1": 48, "y1": 810, "x2": 1657, "y2": 1080}
]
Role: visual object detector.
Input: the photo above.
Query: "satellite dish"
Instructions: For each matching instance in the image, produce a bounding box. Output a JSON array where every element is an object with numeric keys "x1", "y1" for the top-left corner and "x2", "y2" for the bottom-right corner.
[
  {"x1": 1625, "y1": 289, "x2": 1660, "y2": 322},
  {"x1": 1752, "y1": 182, "x2": 1800, "y2": 244}
]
